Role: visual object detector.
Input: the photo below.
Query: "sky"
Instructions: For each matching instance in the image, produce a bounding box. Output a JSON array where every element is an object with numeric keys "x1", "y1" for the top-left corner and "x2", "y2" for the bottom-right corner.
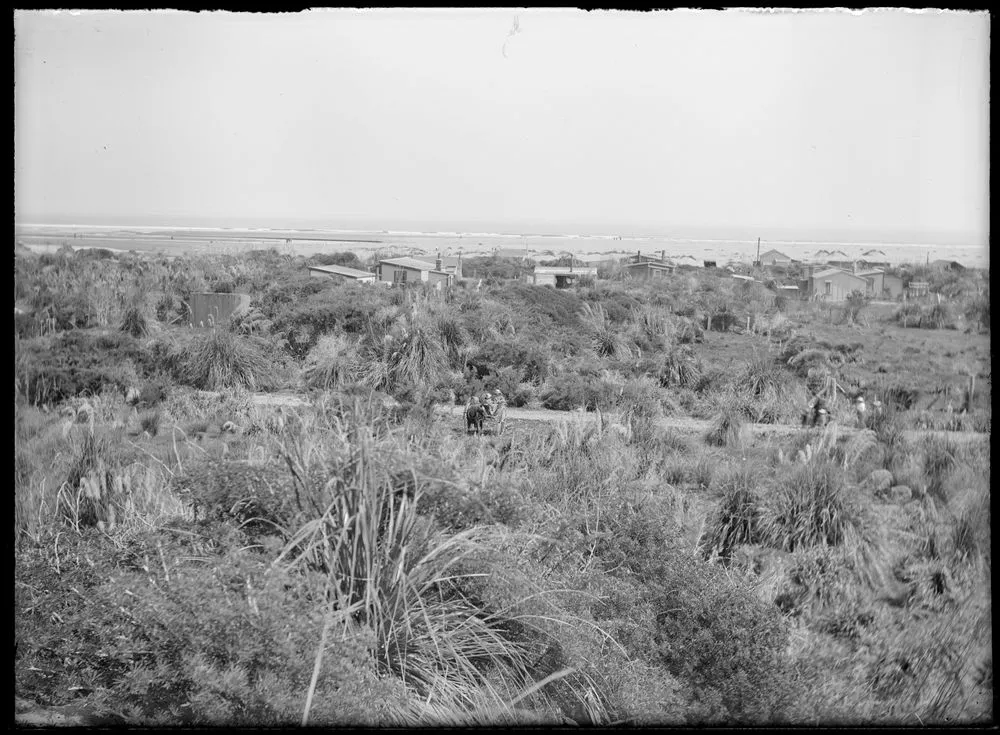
[{"x1": 13, "y1": 8, "x2": 990, "y2": 245}]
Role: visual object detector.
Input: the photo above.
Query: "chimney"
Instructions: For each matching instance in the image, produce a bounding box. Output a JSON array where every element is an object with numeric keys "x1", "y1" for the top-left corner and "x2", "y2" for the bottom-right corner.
[
  {"x1": 436, "y1": 252, "x2": 443, "y2": 271},
  {"x1": 661, "y1": 249, "x2": 666, "y2": 263}
]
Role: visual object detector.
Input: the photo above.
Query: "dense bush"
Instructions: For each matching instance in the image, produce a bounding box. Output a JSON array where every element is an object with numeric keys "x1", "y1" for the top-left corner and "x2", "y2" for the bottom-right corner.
[
  {"x1": 172, "y1": 459, "x2": 301, "y2": 537},
  {"x1": 16, "y1": 531, "x2": 410, "y2": 725},
  {"x1": 467, "y1": 340, "x2": 551, "y2": 384},
  {"x1": 15, "y1": 330, "x2": 145, "y2": 405},
  {"x1": 594, "y1": 501, "x2": 793, "y2": 722},
  {"x1": 307, "y1": 251, "x2": 367, "y2": 271},
  {"x1": 270, "y1": 284, "x2": 390, "y2": 358},
  {"x1": 540, "y1": 372, "x2": 620, "y2": 412},
  {"x1": 649, "y1": 555, "x2": 792, "y2": 722},
  {"x1": 496, "y1": 282, "x2": 584, "y2": 330},
  {"x1": 27, "y1": 287, "x2": 95, "y2": 332}
]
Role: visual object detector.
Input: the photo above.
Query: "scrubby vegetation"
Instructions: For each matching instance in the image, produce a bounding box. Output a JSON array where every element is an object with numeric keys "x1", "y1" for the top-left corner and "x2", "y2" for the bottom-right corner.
[{"x1": 14, "y1": 245, "x2": 991, "y2": 726}]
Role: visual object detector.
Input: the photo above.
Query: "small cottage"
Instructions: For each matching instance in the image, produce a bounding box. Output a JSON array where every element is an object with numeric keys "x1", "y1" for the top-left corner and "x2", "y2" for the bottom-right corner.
[
  {"x1": 800, "y1": 267, "x2": 868, "y2": 302},
  {"x1": 622, "y1": 252, "x2": 675, "y2": 281},
  {"x1": 308, "y1": 264, "x2": 377, "y2": 284},
  {"x1": 757, "y1": 249, "x2": 792, "y2": 266},
  {"x1": 532, "y1": 266, "x2": 598, "y2": 288},
  {"x1": 377, "y1": 257, "x2": 454, "y2": 288}
]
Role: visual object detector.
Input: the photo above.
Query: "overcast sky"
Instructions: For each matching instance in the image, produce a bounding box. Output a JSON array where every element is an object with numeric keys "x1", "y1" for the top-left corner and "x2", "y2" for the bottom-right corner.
[{"x1": 14, "y1": 8, "x2": 989, "y2": 244}]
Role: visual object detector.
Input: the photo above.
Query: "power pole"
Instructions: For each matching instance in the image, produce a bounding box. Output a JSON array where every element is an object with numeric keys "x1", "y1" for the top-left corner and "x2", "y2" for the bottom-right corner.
[{"x1": 756, "y1": 237, "x2": 761, "y2": 266}]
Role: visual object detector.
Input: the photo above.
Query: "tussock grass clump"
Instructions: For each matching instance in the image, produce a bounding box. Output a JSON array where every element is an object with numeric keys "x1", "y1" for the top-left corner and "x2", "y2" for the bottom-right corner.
[
  {"x1": 356, "y1": 315, "x2": 450, "y2": 396},
  {"x1": 138, "y1": 410, "x2": 162, "y2": 436},
  {"x1": 181, "y1": 328, "x2": 278, "y2": 392},
  {"x1": 919, "y1": 435, "x2": 960, "y2": 502},
  {"x1": 759, "y1": 460, "x2": 873, "y2": 553},
  {"x1": 702, "y1": 463, "x2": 766, "y2": 560},
  {"x1": 119, "y1": 291, "x2": 151, "y2": 338},
  {"x1": 739, "y1": 354, "x2": 785, "y2": 398},
  {"x1": 656, "y1": 345, "x2": 704, "y2": 389},
  {"x1": 579, "y1": 303, "x2": 637, "y2": 361},
  {"x1": 301, "y1": 333, "x2": 359, "y2": 391},
  {"x1": 950, "y1": 486, "x2": 990, "y2": 563},
  {"x1": 706, "y1": 403, "x2": 747, "y2": 449}
]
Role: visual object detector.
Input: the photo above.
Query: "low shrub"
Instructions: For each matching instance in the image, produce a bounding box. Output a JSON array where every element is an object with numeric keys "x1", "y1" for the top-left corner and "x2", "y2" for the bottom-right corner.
[{"x1": 647, "y1": 554, "x2": 793, "y2": 722}]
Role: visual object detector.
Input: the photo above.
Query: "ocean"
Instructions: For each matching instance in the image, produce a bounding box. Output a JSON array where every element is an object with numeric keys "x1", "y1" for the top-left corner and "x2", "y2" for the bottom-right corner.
[{"x1": 13, "y1": 222, "x2": 989, "y2": 270}]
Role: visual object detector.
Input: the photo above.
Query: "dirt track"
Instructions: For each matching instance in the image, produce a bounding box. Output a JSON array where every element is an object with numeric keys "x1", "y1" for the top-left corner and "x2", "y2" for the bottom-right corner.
[
  {"x1": 434, "y1": 405, "x2": 989, "y2": 445},
  {"x1": 204, "y1": 391, "x2": 988, "y2": 445}
]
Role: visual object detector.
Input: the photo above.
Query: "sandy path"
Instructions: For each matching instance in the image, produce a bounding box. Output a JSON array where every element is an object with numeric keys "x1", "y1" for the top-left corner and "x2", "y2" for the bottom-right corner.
[
  {"x1": 433, "y1": 404, "x2": 988, "y2": 444},
  {"x1": 198, "y1": 391, "x2": 988, "y2": 444}
]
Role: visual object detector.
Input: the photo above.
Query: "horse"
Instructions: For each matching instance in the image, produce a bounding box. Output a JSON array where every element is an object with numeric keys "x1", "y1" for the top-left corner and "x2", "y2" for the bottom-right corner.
[{"x1": 466, "y1": 403, "x2": 488, "y2": 434}]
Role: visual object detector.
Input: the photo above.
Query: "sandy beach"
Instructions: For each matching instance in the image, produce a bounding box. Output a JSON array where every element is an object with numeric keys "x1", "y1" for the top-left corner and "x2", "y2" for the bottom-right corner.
[{"x1": 14, "y1": 224, "x2": 989, "y2": 269}]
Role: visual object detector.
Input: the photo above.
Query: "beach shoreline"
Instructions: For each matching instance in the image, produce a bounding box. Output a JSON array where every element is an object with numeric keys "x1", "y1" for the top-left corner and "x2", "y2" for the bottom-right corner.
[{"x1": 13, "y1": 224, "x2": 989, "y2": 269}]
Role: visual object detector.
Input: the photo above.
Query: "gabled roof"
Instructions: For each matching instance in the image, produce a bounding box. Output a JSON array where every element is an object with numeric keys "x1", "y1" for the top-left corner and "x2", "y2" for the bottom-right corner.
[
  {"x1": 534, "y1": 266, "x2": 598, "y2": 275},
  {"x1": 623, "y1": 259, "x2": 675, "y2": 269},
  {"x1": 579, "y1": 253, "x2": 618, "y2": 264},
  {"x1": 379, "y1": 256, "x2": 450, "y2": 273},
  {"x1": 811, "y1": 267, "x2": 866, "y2": 282},
  {"x1": 759, "y1": 249, "x2": 791, "y2": 259},
  {"x1": 308, "y1": 264, "x2": 376, "y2": 279}
]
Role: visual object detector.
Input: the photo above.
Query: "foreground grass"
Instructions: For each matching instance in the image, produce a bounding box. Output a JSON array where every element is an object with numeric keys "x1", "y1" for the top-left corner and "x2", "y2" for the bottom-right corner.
[
  {"x1": 14, "y1": 387, "x2": 992, "y2": 726},
  {"x1": 14, "y1": 247, "x2": 991, "y2": 725}
]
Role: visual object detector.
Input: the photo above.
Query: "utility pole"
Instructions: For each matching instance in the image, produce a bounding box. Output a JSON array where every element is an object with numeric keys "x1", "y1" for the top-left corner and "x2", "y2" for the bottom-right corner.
[{"x1": 756, "y1": 237, "x2": 761, "y2": 266}]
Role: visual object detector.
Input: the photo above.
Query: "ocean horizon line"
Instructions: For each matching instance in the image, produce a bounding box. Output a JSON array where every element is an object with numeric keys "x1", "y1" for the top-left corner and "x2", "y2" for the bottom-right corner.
[{"x1": 13, "y1": 222, "x2": 987, "y2": 253}]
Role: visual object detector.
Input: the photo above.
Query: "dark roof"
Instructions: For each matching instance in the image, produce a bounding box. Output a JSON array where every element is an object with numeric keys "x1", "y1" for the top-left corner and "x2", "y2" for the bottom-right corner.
[
  {"x1": 623, "y1": 260, "x2": 675, "y2": 269},
  {"x1": 308, "y1": 264, "x2": 376, "y2": 279},
  {"x1": 811, "y1": 268, "x2": 866, "y2": 281},
  {"x1": 379, "y1": 256, "x2": 451, "y2": 274}
]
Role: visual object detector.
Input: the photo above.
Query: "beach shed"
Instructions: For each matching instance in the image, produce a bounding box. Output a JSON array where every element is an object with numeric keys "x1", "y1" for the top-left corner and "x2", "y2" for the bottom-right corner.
[
  {"x1": 757, "y1": 249, "x2": 792, "y2": 266},
  {"x1": 930, "y1": 259, "x2": 965, "y2": 272},
  {"x1": 376, "y1": 256, "x2": 454, "y2": 288},
  {"x1": 532, "y1": 266, "x2": 598, "y2": 288},
  {"x1": 800, "y1": 267, "x2": 868, "y2": 302},
  {"x1": 622, "y1": 260, "x2": 675, "y2": 281},
  {"x1": 190, "y1": 292, "x2": 251, "y2": 328},
  {"x1": 621, "y1": 251, "x2": 675, "y2": 281},
  {"x1": 776, "y1": 284, "x2": 801, "y2": 299},
  {"x1": 883, "y1": 274, "x2": 904, "y2": 299},
  {"x1": 308, "y1": 264, "x2": 377, "y2": 284},
  {"x1": 857, "y1": 269, "x2": 885, "y2": 298}
]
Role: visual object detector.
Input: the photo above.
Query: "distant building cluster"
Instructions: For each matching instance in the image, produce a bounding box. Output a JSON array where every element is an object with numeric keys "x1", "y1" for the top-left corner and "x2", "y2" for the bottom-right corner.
[{"x1": 299, "y1": 244, "x2": 964, "y2": 299}]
